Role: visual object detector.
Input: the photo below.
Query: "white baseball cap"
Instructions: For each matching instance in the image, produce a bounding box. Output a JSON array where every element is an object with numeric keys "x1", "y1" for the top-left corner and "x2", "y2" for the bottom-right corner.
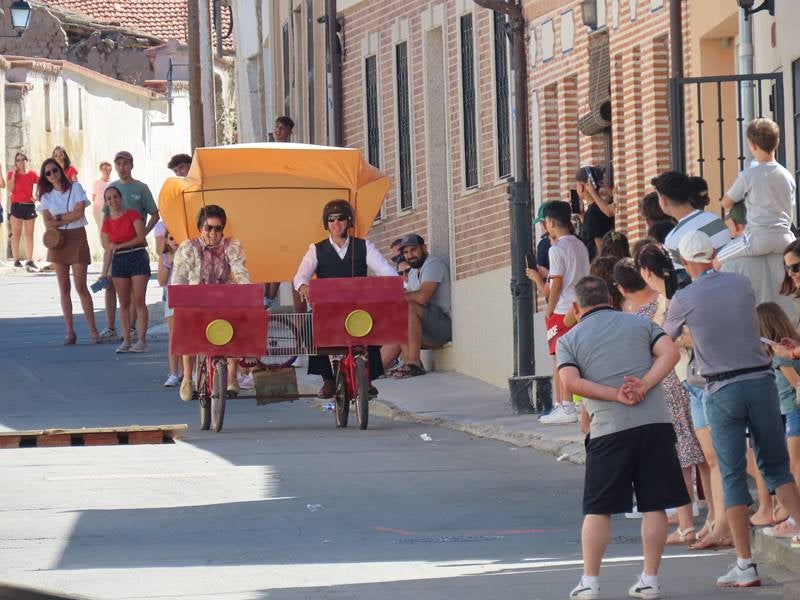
[{"x1": 678, "y1": 230, "x2": 714, "y2": 264}]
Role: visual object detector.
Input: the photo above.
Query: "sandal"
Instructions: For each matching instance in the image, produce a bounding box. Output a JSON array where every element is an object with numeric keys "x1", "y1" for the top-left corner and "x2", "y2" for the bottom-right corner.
[
  {"x1": 317, "y1": 379, "x2": 335, "y2": 399},
  {"x1": 689, "y1": 533, "x2": 733, "y2": 551},
  {"x1": 696, "y1": 519, "x2": 714, "y2": 540},
  {"x1": 666, "y1": 527, "x2": 696, "y2": 545},
  {"x1": 89, "y1": 331, "x2": 101, "y2": 344},
  {"x1": 61, "y1": 333, "x2": 77, "y2": 346},
  {"x1": 392, "y1": 363, "x2": 427, "y2": 379}
]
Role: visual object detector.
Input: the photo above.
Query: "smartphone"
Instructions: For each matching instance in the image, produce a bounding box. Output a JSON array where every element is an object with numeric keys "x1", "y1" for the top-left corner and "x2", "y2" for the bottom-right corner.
[
  {"x1": 760, "y1": 337, "x2": 780, "y2": 348},
  {"x1": 90, "y1": 277, "x2": 110, "y2": 293},
  {"x1": 569, "y1": 189, "x2": 581, "y2": 214},
  {"x1": 525, "y1": 253, "x2": 537, "y2": 270}
]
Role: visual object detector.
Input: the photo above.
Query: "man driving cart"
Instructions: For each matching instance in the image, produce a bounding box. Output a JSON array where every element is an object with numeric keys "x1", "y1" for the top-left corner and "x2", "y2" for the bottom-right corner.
[{"x1": 294, "y1": 199, "x2": 397, "y2": 399}]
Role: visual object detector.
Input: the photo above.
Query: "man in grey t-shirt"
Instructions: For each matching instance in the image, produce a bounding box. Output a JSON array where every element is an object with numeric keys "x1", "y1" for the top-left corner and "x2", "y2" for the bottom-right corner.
[
  {"x1": 663, "y1": 230, "x2": 800, "y2": 589},
  {"x1": 380, "y1": 234, "x2": 451, "y2": 377},
  {"x1": 557, "y1": 276, "x2": 687, "y2": 600}
]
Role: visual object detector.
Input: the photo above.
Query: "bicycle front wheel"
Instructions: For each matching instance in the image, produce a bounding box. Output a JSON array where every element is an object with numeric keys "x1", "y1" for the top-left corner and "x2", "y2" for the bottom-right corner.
[{"x1": 211, "y1": 359, "x2": 227, "y2": 432}]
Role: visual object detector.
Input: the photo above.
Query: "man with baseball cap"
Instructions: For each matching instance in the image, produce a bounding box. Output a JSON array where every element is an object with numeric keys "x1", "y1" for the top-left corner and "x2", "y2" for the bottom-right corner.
[
  {"x1": 664, "y1": 230, "x2": 800, "y2": 589},
  {"x1": 381, "y1": 233, "x2": 451, "y2": 377}
]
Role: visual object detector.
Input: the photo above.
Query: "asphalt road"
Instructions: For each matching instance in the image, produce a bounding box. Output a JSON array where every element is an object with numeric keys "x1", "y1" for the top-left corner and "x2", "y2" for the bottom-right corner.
[{"x1": 1, "y1": 269, "x2": 799, "y2": 599}]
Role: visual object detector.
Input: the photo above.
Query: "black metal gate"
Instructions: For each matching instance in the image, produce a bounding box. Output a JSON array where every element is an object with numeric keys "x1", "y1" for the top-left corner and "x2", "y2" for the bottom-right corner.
[{"x1": 669, "y1": 73, "x2": 786, "y2": 206}]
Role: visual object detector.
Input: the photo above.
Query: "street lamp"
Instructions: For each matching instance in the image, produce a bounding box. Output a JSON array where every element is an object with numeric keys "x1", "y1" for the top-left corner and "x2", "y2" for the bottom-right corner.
[
  {"x1": 737, "y1": 0, "x2": 774, "y2": 20},
  {"x1": 0, "y1": 0, "x2": 33, "y2": 37},
  {"x1": 581, "y1": 0, "x2": 598, "y2": 31}
]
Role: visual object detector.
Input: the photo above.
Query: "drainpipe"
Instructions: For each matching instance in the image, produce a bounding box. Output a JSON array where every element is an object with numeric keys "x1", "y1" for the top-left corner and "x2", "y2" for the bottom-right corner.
[
  {"x1": 198, "y1": 0, "x2": 218, "y2": 146},
  {"x1": 668, "y1": 0, "x2": 685, "y2": 170},
  {"x1": 187, "y1": 0, "x2": 204, "y2": 150},
  {"x1": 324, "y1": 0, "x2": 343, "y2": 146},
  {"x1": 474, "y1": 0, "x2": 536, "y2": 414},
  {"x1": 738, "y1": 8, "x2": 755, "y2": 160}
]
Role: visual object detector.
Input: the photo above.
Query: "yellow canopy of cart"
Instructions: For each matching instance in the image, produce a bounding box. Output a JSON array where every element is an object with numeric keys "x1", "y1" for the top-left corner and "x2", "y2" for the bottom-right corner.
[{"x1": 158, "y1": 143, "x2": 390, "y2": 283}]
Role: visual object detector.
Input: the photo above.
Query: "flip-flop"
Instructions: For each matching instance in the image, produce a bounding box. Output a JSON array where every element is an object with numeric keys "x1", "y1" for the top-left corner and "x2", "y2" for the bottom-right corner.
[{"x1": 392, "y1": 364, "x2": 426, "y2": 379}]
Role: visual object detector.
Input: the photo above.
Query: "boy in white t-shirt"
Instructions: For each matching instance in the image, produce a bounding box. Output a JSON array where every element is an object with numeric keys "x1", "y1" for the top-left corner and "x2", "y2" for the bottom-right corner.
[
  {"x1": 527, "y1": 201, "x2": 590, "y2": 424},
  {"x1": 720, "y1": 118, "x2": 795, "y2": 260}
]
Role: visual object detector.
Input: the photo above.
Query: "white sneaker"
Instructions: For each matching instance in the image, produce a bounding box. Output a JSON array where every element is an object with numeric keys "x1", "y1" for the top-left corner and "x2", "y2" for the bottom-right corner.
[
  {"x1": 98, "y1": 328, "x2": 119, "y2": 342},
  {"x1": 239, "y1": 373, "x2": 254, "y2": 390},
  {"x1": 628, "y1": 576, "x2": 660, "y2": 598},
  {"x1": 716, "y1": 561, "x2": 760, "y2": 588},
  {"x1": 130, "y1": 340, "x2": 149, "y2": 353},
  {"x1": 163, "y1": 373, "x2": 180, "y2": 387},
  {"x1": 539, "y1": 403, "x2": 578, "y2": 424},
  {"x1": 570, "y1": 577, "x2": 599, "y2": 599},
  {"x1": 115, "y1": 340, "x2": 132, "y2": 353}
]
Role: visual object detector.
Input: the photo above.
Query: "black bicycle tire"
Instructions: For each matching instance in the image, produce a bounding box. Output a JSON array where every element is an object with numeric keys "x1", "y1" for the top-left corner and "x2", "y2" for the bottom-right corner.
[
  {"x1": 211, "y1": 359, "x2": 227, "y2": 432},
  {"x1": 355, "y1": 355, "x2": 369, "y2": 430},
  {"x1": 197, "y1": 356, "x2": 211, "y2": 430},
  {"x1": 334, "y1": 363, "x2": 349, "y2": 428}
]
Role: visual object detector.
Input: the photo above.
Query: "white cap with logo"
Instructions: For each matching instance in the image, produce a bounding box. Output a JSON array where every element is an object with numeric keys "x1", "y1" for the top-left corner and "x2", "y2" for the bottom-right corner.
[{"x1": 678, "y1": 230, "x2": 715, "y2": 264}]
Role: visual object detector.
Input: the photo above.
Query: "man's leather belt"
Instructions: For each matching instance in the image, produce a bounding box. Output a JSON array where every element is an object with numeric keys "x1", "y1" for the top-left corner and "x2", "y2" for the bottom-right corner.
[{"x1": 704, "y1": 364, "x2": 772, "y2": 384}]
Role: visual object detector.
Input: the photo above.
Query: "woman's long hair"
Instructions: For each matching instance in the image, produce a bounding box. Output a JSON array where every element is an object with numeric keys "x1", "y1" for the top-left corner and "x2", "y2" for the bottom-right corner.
[
  {"x1": 781, "y1": 240, "x2": 800, "y2": 298},
  {"x1": 37, "y1": 159, "x2": 72, "y2": 198},
  {"x1": 635, "y1": 242, "x2": 678, "y2": 299},
  {"x1": 756, "y1": 302, "x2": 798, "y2": 356},
  {"x1": 51, "y1": 145, "x2": 72, "y2": 170},
  {"x1": 590, "y1": 256, "x2": 624, "y2": 310}
]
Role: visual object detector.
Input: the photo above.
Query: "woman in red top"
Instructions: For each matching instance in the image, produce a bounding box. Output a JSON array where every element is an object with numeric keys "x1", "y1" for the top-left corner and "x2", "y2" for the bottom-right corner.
[
  {"x1": 7, "y1": 152, "x2": 39, "y2": 268},
  {"x1": 101, "y1": 185, "x2": 150, "y2": 353},
  {"x1": 52, "y1": 146, "x2": 78, "y2": 182}
]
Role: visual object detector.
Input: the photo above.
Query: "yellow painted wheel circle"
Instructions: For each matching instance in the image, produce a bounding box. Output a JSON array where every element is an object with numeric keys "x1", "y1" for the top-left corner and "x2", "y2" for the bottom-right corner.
[
  {"x1": 206, "y1": 319, "x2": 234, "y2": 346},
  {"x1": 344, "y1": 309, "x2": 373, "y2": 338}
]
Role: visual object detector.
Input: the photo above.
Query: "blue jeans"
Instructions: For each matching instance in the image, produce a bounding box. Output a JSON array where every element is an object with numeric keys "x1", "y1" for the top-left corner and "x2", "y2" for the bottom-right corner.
[
  {"x1": 684, "y1": 382, "x2": 708, "y2": 430},
  {"x1": 706, "y1": 375, "x2": 794, "y2": 508}
]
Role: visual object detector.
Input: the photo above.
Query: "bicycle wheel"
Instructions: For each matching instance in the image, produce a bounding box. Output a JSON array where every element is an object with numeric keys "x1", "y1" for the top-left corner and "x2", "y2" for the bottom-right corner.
[
  {"x1": 333, "y1": 362, "x2": 349, "y2": 428},
  {"x1": 355, "y1": 354, "x2": 369, "y2": 430},
  {"x1": 211, "y1": 359, "x2": 227, "y2": 432},
  {"x1": 197, "y1": 357, "x2": 211, "y2": 430}
]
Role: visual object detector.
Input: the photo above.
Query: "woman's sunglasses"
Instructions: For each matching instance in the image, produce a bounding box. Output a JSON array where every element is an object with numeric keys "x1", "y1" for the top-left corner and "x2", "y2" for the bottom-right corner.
[
  {"x1": 44, "y1": 168, "x2": 61, "y2": 177},
  {"x1": 397, "y1": 268, "x2": 411, "y2": 276},
  {"x1": 203, "y1": 224, "x2": 224, "y2": 233},
  {"x1": 785, "y1": 263, "x2": 800, "y2": 274}
]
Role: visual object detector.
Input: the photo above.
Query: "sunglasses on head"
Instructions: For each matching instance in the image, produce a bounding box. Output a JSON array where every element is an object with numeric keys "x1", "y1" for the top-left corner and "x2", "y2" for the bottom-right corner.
[
  {"x1": 397, "y1": 268, "x2": 411, "y2": 276},
  {"x1": 203, "y1": 224, "x2": 224, "y2": 233},
  {"x1": 44, "y1": 168, "x2": 60, "y2": 177},
  {"x1": 785, "y1": 263, "x2": 800, "y2": 274},
  {"x1": 327, "y1": 215, "x2": 348, "y2": 223}
]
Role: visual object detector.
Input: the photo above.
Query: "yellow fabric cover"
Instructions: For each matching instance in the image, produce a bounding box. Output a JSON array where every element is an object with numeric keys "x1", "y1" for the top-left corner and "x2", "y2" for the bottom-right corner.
[{"x1": 158, "y1": 143, "x2": 390, "y2": 283}]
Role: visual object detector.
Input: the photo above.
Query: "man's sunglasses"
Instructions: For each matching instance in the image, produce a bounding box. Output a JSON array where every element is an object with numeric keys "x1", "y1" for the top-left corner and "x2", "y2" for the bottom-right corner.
[
  {"x1": 203, "y1": 224, "x2": 224, "y2": 233},
  {"x1": 785, "y1": 263, "x2": 800, "y2": 274},
  {"x1": 397, "y1": 268, "x2": 411, "y2": 276},
  {"x1": 327, "y1": 215, "x2": 348, "y2": 223},
  {"x1": 44, "y1": 169, "x2": 61, "y2": 177}
]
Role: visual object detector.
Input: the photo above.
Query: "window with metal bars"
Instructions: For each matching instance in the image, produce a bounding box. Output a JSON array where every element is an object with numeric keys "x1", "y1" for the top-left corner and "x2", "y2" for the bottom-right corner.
[
  {"x1": 493, "y1": 12, "x2": 511, "y2": 179},
  {"x1": 460, "y1": 14, "x2": 478, "y2": 189},
  {"x1": 365, "y1": 55, "x2": 380, "y2": 168},
  {"x1": 396, "y1": 41, "x2": 413, "y2": 210},
  {"x1": 282, "y1": 22, "x2": 290, "y2": 117}
]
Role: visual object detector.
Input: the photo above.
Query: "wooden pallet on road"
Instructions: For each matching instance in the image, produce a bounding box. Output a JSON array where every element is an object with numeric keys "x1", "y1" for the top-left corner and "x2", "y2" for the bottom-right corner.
[{"x1": 0, "y1": 424, "x2": 188, "y2": 449}]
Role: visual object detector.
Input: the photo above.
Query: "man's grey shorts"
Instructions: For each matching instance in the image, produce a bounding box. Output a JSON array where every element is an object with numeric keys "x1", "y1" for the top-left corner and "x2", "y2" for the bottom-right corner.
[
  {"x1": 422, "y1": 303, "x2": 452, "y2": 347},
  {"x1": 706, "y1": 375, "x2": 794, "y2": 508}
]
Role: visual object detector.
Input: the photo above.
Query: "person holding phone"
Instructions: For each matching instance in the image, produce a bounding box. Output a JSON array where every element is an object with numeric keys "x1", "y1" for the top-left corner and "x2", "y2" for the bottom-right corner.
[{"x1": 576, "y1": 166, "x2": 614, "y2": 261}]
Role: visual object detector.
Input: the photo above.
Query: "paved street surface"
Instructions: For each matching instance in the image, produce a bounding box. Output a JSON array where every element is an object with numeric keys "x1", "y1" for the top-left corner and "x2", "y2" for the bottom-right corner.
[{"x1": 2, "y1": 269, "x2": 800, "y2": 599}]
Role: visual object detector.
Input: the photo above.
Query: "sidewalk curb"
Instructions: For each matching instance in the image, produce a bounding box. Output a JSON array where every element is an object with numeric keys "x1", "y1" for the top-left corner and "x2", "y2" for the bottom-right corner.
[
  {"x1": 370, "y1": 398, "x2": 586, "y2": 465},
  {"x1": 753, "y1": 528, "x2": 800, "y2": 579}
]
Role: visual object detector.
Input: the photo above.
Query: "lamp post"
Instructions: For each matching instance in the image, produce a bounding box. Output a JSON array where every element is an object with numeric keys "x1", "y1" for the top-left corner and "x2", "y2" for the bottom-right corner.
[
  {"x1": 580, "y1": 0, "x2": 598, "y2": 31},
  {"x1": 0, "y1": 0, "x2": 32, "y2": 37},
  {"x1": 737, "y1": 0, "x2": 774, "y2": 20}
]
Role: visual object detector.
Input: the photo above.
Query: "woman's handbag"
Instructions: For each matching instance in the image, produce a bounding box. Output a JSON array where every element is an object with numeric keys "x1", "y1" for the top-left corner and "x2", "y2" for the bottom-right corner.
[
  {"x1": 43, "y1": 228, "x2": 65, "y2": 249},
  {"x1": 42, "y1": 187, "x2": 71, "y2": 249}
]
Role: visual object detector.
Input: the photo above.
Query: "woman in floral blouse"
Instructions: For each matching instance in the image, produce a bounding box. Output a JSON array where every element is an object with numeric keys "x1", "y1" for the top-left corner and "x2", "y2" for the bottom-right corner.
[{"x1": 172, "y1": 204, "x2": 250, "y2": 401}]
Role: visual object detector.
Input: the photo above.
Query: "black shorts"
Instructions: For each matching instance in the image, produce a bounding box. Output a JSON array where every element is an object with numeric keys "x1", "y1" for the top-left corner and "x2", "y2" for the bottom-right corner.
[
  {"x1": 111, "y1": 248, "x2": 151, "y2": 278},
  {"x1": 10, "y1": 202, "x2": 37, "y2": 220},
  {"x1": 583, "y1": 423, "x2": 690, "y2": 515}
]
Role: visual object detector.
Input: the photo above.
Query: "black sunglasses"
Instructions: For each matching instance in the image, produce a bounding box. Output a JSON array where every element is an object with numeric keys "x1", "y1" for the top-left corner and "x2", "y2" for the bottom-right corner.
[
  {"x1": 44, "y1": 169, "x2": 60, "y2": 177},
  {"x1": 397, "y1": 268, "x2": 411, "y2": 276},
  {"x1": 327, "y1": 215, "x2": 348, "y2": 223},
  {"x1": 785, "y1": 263, "x2": 800, "y2": 274},
  {"x1": 203, "y1": 224, "x2": 224, "y2": 233}
]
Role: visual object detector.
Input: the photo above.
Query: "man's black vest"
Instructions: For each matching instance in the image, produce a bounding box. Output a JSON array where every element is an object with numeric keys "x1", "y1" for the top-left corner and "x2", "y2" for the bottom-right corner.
[{"x1": 314, "y1": 237, "x2": 367, "y2": 279}]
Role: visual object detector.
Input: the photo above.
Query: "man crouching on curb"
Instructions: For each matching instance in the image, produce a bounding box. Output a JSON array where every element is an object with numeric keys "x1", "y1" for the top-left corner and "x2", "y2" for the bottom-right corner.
[{"x1": 557, "y1": 276, "x2": 688, "y2": 600}]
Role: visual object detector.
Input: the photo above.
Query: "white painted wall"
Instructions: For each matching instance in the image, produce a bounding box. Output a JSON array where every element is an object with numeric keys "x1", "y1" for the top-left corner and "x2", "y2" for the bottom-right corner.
[{"x1": 7, "y1": 64, "x2": 190, "y2": 261}]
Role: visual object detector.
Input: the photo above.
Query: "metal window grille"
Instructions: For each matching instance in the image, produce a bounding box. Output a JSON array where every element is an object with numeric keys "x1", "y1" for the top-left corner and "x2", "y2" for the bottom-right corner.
[
  {"x1": 794, "y1": 58, "x2": 800, "y2": 207},
  {"x1": 282, "y1": 22, "x2": 291, "y2": 117},
  {"x1": 365, "y1": 55, "x2": 380, "y2": 168},
  {"x1": 493, "y1": 12, "x2": 511, "y2": 179},
  {"x1": 396, "y1": 41, "x2": 413, "y2": 210},
  {"x1": 460, "y1": 14, "x2": 478, "y2": 189},
  {"x1": 306, "y1": 0, "x2": 315, "y2": 143}
]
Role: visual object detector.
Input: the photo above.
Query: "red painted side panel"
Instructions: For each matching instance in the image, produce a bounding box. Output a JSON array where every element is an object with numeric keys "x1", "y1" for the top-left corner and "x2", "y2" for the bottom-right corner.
[
  {"x1": 168, "y1": 283, "x2": 264, "y2": 309},
  {"x1": 170, "y1": 307, "x2": 268, "y2": 357},
  {"x1": 310, "y1": 277, "x2": 408, "y2": 347}
]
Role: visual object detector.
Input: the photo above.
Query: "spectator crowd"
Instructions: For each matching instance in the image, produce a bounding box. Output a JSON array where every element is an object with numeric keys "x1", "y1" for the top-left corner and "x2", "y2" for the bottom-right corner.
[{"x1": 525, "y1": 118, "x2": 800, "y2": 598}]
